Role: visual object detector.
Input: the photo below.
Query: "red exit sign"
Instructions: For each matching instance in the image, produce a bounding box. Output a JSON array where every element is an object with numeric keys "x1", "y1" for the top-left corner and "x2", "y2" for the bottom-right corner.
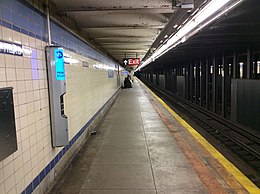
[
  {"x1": 129, "y1": 58, "x2": 140, "y2": 65},
  {"x1": 123, "y1": 58, "x2": 140, "y2": 66}
]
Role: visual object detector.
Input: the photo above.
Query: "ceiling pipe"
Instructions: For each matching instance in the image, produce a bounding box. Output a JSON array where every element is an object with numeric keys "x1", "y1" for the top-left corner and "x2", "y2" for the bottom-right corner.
[{"x1": 46, "y1": 0, "x2": 52, "y2": 45}]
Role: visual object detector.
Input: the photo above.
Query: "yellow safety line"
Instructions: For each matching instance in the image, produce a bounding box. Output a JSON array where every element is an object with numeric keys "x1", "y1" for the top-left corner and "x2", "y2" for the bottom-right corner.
[{"x1": 139, "y1": 80, "x2": 260, "y2": 194}]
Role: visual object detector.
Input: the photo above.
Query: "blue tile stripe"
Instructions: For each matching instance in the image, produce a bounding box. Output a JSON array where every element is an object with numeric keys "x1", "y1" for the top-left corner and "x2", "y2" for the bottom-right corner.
[{"x1": 21, "y1": 88, "x2": 120, "y2": 194}]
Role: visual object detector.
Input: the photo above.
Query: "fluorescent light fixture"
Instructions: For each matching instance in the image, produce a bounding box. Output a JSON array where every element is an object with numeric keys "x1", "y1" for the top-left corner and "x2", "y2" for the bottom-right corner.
[
  {"x1": 135, "y1": 0, "x2": 244, "y2": 72},
  {"x1": 181, "y1": 4, "x2": 194, "y2": 9},
  {"x1": 194, "y1": 0, "x2": 230, "y2": 24}
]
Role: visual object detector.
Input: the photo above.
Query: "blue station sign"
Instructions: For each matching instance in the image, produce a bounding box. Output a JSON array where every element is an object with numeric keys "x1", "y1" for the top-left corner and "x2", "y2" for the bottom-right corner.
[{"x1": 54, "y1": 48, "x2": 65, "y2": 81}]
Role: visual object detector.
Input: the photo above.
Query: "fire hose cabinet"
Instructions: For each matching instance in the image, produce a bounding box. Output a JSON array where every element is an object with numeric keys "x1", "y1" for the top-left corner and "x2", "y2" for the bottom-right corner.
[{"x1": 0, "y1": 87, "x2": 17, "y2": 161}]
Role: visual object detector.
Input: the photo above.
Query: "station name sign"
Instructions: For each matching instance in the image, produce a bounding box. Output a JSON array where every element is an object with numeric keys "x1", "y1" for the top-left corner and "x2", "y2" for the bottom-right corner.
[
  {"x1": 123, "y1": 58, "x2": 140, "y2": 66},
  {"x1": 82, "y1": 61, "x2": 89, "y2": 68},
  {"x1": 0, "y1": 40, "x2": 23, "y2": 56}
]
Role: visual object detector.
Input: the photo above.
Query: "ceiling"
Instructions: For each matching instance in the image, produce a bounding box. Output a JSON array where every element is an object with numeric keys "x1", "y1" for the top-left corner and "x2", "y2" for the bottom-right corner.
[
  {"x1": 143, "y1": 0, "x2": 260, "y2": 70},
  {"x1": 49, "y1": 0, "x2": 259, "y2": 70},
  {"x1": 50, "y1": 0, "x2": 200, "y2": 69}
]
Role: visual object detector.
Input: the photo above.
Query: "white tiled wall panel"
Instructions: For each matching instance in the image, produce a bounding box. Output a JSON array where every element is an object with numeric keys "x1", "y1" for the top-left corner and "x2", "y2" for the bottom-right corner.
[{"x1": 0, "y1": 25, "x2": 121, "y2": 194}]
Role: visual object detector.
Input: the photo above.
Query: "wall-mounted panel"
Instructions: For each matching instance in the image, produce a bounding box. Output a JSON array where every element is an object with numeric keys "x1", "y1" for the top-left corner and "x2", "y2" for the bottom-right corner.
[
  {"x1": 0, "y1": 87, "x2": 17, "y2": 161},
  {"x1": 231, "y1": 79, "x2": 260, "y2": 131}
]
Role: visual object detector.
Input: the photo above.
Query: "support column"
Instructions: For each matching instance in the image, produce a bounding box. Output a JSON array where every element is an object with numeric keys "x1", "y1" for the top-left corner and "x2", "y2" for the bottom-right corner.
[
  {"x1": 231, "y1": 51, "x2": 238, "y2": 122},
  {"x1": 253, "y1": 54, "x2": 257, "y2": 79},
  {"x1": 222, "y1": 53, "x2": 228, "y2": 118},
  {"x1": 164, "y1": 69, "x2": 166, "y2": 89},
  {"x1": 212, "y1": 56, "x2": 217, "y2": 113},
  {"x1": 247, "y1": 47, "x2": 252, "y2": 79},
  {"x1": 154, "y1": 71, "x2": 156, "y2": 85},
  {"x1": 205, "y1": 57, "x2": 210, "y2": 110},
  {"x1": 233, "y1": 51, "x2": 238, "y2": 79},
  {"x1": 185, "y1": 64, "x2": 189, "y2": 100},
  {"x1": 200, "y1": 59, "x2": 206, "y2": 107},
  {"x1": 189, "y1": 62, "x2": 194, "y2": 102},
  {"x1": 195, "y1": 61, "x2": 200, "y2": 104},
  {"x1": 173, "y1": 68, "x2": 177, "y2": 92},
  {"x1": 166, "y1": 70, "x2": 169, "y2": 90}
]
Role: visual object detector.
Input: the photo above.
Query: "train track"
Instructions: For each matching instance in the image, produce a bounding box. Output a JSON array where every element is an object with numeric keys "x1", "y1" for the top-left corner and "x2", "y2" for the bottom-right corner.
[{"x1": 142, "y1": 80, "x2": 260, "y2": 186}]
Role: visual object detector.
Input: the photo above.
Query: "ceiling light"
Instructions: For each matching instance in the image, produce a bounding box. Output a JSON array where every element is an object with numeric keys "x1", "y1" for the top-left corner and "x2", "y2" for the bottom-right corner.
[
  {"x1": 135, "y1": 0, "x2": 244, "y2": 72},
  {"x1": 181, "y1": 36, "x2": 187, "y2": 43}
]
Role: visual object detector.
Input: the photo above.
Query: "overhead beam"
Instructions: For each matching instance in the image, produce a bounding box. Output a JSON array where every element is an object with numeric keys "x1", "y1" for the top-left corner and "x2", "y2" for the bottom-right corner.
[
  {"x1": 113, "y1": 54, "x2": 144, "y2": 55},
  {"x1": 96, "y1": 38, "x2": 155, "y2": 43},
  {"x1": 100, "y1": 42, "x2": 152, "y2": 45},
  {"x1": 109, "y1": 49, "x2": 149, "y2": 52},
  {"x1": 81, "y1": 25, "x2": 165, "y2": 30},
  {"x1": 62, "y1": 7, "x2": 176, "y2": 15},
  {"x1": 104, "y1": 46, "x2": 150, "y2": 50},
  {"x1": 93, "y1": 36, "x2": 157, "y2": 40}
]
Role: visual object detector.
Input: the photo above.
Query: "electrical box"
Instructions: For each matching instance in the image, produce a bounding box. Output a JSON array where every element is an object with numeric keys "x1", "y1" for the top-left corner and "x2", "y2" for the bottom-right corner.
[
  {"x1": 46, "y1": 46, "x2": 68, "y2": 147},
  {"x1": 0, "y1": 87, "x2": 17, "y2": 161}
]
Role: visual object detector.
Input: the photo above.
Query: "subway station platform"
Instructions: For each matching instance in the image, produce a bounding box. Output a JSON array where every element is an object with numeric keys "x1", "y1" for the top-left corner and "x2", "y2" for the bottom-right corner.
[{"x1": 50, "y1": 79, "x2": 251, "y2": 194}]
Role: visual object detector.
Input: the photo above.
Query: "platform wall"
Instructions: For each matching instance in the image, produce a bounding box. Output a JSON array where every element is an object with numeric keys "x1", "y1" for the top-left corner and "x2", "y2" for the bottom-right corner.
[{"x1": 0, "y1": 0, "x2": 121, "y2": 193}]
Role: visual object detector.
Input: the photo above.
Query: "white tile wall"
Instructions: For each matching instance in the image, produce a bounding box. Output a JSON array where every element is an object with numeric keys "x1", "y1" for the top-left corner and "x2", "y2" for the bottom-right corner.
[
  {"x1": 13, "y1": 155, "x2": 23, "y2": 172},
  {"x1": 0, "y1": 68, "x2": 6, "y2": 81},
  {"x1": 0, "y1": 183, "x2": 5, "y2": 194},
  {"x1": 4, "y1": 174, "x2": 15, "y2": 193},
  {"x1": 0, "y1": 55, "x2": 4, "y2": 67},
  {"x1": 7, "y1": 186, "x2": 16, "y2": 194},
  {"x1": 0, "y1": 165, "x2": 4, "y2": 184},
  {"x1": 0, "y1": 26, "x2": 2, "y2": 40},
  {"x1": 2, "y1": 27, "x2": 12, "y2": 42},
  {"x1": 21, "y1": 34, "x2": 29, "y2": 46},
  {"x1": 0, "y1": 26, "x2": 121, "y2": 194},
  {"x1": 12, "y1": 31, "x2": 21, "y2": 45},
  {"x1": 5, "y1": 55, "x2": 15, "y2": 68},
  {"x1": 3, "y1": 156, "x2": 13, "y2": 167},
  {"x1": 14, "y1": 166, "x2": 24, "y2": 184},
  {"x1": 3, "y1": 162, "x2": 14, "y2": 180},
  {"x1": 16, "y1": 179, "x2": 24, "y2": 194},
  {"x1": 6, "y1": 68, "x2": 16, "y2": 81}
]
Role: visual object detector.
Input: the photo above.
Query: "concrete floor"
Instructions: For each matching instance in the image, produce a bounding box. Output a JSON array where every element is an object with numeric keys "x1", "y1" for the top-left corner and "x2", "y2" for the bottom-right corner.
[{"x1": 50, "y1": 80, "x2": 209, "y2": 194}]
